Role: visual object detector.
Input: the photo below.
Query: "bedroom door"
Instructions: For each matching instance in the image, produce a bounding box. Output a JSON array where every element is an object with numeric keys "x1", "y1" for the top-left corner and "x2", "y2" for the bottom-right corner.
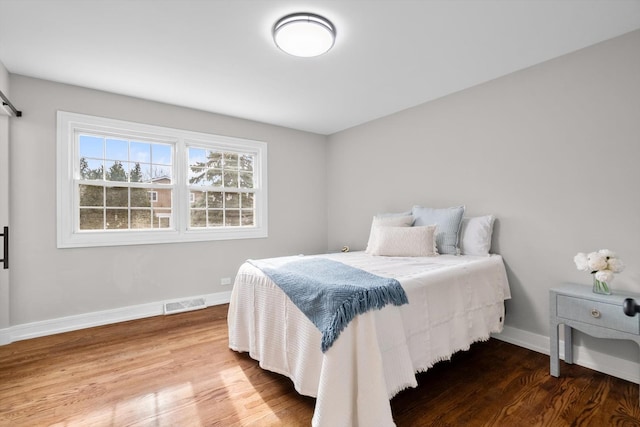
[{"x1": 0, "y1": 114, "x2": 9, "y2": 342}]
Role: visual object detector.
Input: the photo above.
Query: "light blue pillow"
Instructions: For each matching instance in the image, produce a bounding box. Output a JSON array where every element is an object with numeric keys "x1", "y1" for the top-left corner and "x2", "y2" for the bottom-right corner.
[{"x1": 411, "y1": 205, "x2": 465, "y2": 255}]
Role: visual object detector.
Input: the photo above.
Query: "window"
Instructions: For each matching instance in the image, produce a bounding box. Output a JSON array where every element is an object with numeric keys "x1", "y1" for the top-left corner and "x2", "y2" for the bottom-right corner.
[
  {"x1": 187, "y1": 148, "x2": 256, "y2": 228},
  {"x1": 77, "y1": 135, "x2": 173, "y2": 231},
  {"x1": 57, "y1": 111, "x2": 267, "y2": 248}
]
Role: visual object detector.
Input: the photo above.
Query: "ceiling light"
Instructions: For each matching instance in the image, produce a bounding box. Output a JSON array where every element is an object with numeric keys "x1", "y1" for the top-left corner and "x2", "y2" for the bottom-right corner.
[{"x1": 273, "y1": 13, "x2": 336, "y2": 57}]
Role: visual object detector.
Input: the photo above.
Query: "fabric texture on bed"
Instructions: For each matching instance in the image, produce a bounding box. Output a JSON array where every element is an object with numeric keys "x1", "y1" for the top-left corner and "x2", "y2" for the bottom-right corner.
[
  {"x1": 459, "y1": 215, "x2": 495, "y2": 256},
  {"x1": 367, "y1": 225, "x2": 438, "y2": 257},
  {"x1": 365, "y1": 213, "x2": 414, "y2": 254},
  {"x1": 228, "y1": 251, "x2": 510, "y2": 427},
  {"x1": 412, "y1": 205, "x2": 465, "y2": 254},
  {"x1": 246, "y1": 257, "x2": 408, "y2": 352}
]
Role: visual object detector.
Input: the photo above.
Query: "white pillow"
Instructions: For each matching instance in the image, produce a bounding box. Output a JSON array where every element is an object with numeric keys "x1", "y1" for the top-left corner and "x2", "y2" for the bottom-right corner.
[
  {"x1": 365, "y1": 214, "x2": 414, "y2": 254},
  {"x1": 459, "y1": 215, "x2": 495, "y2": 256},
  {"x1": 368, "y1": 225, "x2": 438, "y2": 257}
]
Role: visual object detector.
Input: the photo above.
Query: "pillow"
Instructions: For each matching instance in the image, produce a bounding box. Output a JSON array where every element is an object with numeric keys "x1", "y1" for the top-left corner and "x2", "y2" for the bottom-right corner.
[
  {"x1": 411, "y1": 205, "x2": 465, "y2": 255},
  {"x1": 365, "y1": 213, "x2": 414, "y2": 254},
  {"x1": 368, "y1": 225, "x2": 437, "y2": 257},
  {"x1": 459, "y1": 215, "x2": 495, "y2": 256}
]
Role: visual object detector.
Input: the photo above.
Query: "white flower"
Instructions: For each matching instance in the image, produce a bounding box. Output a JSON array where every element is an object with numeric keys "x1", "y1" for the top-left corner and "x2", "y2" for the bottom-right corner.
[
  {"x1": 574, "y1": 252, "x2": 589, "y2": 271},
  {"x1": 607, "y1": 257, "x2": 625, "y2": 273},
  {"x1": 587, "y1": 252, "x2": 608, "y2": 272},
  {"x1": 598, "y1": 249, "x2": 617, "y2": 258},
  {"x1": 595, "y1": 270, "x2": 615, "y2": 283},
  {"x1": 575, "y1": 249, "x2": 624, "y2": 285}
]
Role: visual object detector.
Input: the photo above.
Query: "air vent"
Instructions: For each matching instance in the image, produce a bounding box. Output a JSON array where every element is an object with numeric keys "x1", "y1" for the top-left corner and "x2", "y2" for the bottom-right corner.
[{"x1": 163, "y1": 297, "x2": 207, "y2": 315}]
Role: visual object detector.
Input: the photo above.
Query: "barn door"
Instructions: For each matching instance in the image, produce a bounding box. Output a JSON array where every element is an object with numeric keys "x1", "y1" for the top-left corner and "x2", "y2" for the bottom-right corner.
[{"x1": 0, "y1": 114, "x2": 10, "y2": 342}]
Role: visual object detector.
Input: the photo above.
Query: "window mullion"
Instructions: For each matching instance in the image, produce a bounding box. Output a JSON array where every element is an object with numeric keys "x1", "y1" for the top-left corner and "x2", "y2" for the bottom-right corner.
[{"x1": 175, "y1": 138, "x2": 186, "y2": 233}]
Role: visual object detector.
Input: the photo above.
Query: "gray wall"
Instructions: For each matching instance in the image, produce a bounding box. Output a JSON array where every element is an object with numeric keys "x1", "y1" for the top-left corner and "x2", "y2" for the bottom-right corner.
[
  {"x1": 326, "y1": 30, "x2": 640, "y2": 360},
  {"x1": 8, "y1": 75, "x2": 327, "y2": 325},
  {"x1": 0, "y1": 61, "x2": 7, "y2": 92}
]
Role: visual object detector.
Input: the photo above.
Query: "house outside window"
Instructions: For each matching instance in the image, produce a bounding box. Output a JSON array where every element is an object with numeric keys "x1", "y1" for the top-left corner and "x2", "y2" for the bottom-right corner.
[{"x1": 57, "y1": 111, "x2": 268, "y2": 248}]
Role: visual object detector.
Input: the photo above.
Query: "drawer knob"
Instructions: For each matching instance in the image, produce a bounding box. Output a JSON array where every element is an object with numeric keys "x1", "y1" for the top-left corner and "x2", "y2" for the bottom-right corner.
[
  {"x1": 591, "y1": 308, "x2": 601, "y2": 318},
  {"x1": 623, "y1": 298, "x2": 640, "y2": 317}
]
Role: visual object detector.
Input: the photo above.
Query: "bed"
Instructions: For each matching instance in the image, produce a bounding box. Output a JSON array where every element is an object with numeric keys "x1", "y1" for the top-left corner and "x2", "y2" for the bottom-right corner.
[{"x1": 227, "y1": 250, "x2": 511, "y2": 427}]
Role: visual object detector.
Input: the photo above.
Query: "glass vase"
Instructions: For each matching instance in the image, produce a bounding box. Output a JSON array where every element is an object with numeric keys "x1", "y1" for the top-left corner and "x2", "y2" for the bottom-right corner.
[{"x1": 592, "y1": 276, "x2": 611, "y2": 295}]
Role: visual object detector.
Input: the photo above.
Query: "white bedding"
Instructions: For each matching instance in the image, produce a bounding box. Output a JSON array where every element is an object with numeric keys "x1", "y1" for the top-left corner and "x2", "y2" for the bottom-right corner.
[{"x1": 227, "y1": 251, "x2": 511, "y2": 427}]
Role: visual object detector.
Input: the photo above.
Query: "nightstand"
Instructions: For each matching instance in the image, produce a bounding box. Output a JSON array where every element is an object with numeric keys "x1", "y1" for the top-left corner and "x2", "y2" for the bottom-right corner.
[{"x1": 550, "y1": 283, "x2": 640, "y2": 401}]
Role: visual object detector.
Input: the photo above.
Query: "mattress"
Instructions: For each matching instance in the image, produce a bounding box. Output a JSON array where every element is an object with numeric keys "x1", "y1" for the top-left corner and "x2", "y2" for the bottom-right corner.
[{"x1": 228, "y1": 251, "x2": 511, "y2": 427}]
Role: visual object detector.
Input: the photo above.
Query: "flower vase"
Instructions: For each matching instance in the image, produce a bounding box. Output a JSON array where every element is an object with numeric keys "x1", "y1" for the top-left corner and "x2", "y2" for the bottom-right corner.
[{"x1": 592, "y1": 276, "x2": 611, "y2": 295}]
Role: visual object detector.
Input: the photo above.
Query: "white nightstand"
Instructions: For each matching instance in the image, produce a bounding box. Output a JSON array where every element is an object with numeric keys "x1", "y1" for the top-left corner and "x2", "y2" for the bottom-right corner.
[{"x1": 549, "y1": 283, "x2": 640, "y2": 402}]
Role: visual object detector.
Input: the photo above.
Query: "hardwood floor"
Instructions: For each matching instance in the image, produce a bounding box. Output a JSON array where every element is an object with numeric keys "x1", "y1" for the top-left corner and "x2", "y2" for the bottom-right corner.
[{"x1": 1, "y1": 304, "x2": 639, "y2": 426}]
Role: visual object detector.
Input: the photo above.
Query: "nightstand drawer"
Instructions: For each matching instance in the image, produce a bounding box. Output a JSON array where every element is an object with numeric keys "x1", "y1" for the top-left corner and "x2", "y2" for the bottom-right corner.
[{"x1": 557, "y1": 295, "x2": 640, "y2": 334}]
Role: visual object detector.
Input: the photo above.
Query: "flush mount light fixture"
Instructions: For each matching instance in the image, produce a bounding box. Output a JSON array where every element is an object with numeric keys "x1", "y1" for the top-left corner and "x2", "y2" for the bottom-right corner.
[{"x1": 273, "y1": 13, "x2": 336, "y2": 57}]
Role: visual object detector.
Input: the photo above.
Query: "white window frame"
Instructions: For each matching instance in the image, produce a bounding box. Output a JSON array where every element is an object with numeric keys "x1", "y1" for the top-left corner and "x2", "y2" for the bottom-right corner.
[{"x1": 57, "y1": 111, "x2": 268, "y2": 248}]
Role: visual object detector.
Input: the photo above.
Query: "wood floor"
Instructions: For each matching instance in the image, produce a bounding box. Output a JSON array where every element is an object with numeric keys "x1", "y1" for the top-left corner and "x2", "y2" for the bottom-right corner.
[{"x1": 1, "y1": 305, "x2": 640, "y2": 427}]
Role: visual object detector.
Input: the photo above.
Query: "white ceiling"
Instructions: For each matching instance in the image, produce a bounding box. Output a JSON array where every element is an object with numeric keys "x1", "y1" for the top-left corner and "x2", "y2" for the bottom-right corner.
[{"x1": 1, "y1": 0, "x2": 639, "y2": 135}]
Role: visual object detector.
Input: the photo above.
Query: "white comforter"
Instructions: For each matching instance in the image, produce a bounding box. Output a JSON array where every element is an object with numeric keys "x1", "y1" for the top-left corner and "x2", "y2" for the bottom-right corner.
[{"x1": 227, "y1": 252, "x2": 511, "y2": 427}]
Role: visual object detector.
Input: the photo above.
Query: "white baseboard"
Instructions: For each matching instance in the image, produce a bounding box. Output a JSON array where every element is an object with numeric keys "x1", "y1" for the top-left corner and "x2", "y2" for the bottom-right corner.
[
  {"x1": 492, "y1": 325, "x2": 640, "y2": 384},
  {"x1": 0, "y1": 290, "x2": 231, "y2": 345}
]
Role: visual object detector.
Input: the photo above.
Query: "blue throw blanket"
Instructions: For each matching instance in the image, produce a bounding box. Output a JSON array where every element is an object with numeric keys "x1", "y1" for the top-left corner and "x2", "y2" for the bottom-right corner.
[{"x1": 248, "y1": 257, "x2": 408, "y2": 352}]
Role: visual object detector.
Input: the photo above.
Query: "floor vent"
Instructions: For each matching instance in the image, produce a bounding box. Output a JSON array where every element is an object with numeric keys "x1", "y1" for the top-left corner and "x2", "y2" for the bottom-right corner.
[{"x1": 163, "y1": 298, "x2": 207, "y2": 315}]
